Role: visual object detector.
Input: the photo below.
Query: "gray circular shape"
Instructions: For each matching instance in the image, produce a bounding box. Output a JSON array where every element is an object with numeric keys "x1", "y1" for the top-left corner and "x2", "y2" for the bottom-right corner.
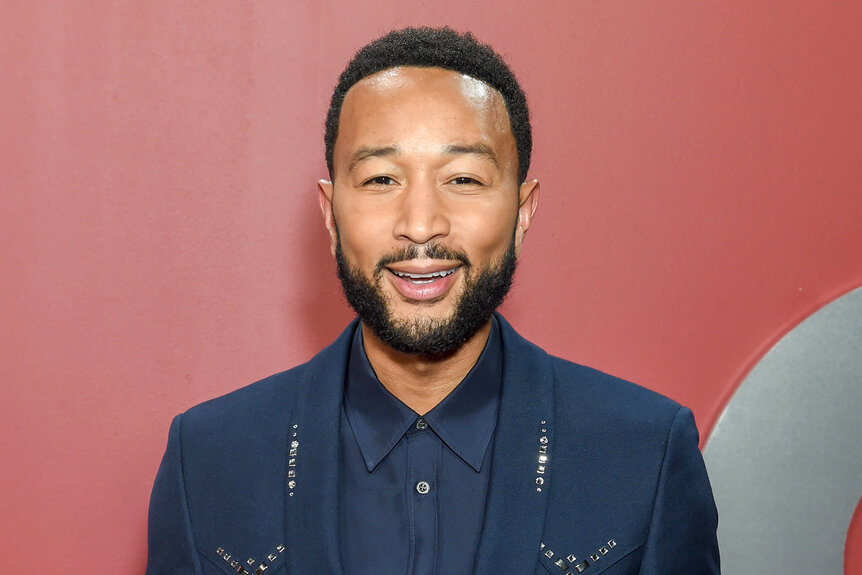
[{"x1": 703, "y1": 286, "x2": 862, "y2": 574}]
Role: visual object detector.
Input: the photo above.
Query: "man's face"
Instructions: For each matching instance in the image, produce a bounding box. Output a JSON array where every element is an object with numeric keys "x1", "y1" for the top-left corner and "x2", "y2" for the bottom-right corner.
[{"x1": 319, "y1": 66, "x2": 538, "y2": 356}]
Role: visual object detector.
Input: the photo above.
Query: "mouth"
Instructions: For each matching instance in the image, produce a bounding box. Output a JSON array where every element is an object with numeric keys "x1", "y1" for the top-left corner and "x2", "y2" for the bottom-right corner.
[
  {"x1": 389, "y1": 268, "x2": 459, "y2": 284},
  {"x1": 385, "y1": 263, "x2": 463, "y2": 301}
]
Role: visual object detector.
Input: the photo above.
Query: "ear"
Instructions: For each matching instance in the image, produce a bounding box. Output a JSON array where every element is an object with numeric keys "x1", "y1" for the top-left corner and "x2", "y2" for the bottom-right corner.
[
  {"x1": 514, "y1": 179, "x2": 540, "y2": 257},
  {"x1": 317, "y1": 179, "x2": 338, "y2": 257}
]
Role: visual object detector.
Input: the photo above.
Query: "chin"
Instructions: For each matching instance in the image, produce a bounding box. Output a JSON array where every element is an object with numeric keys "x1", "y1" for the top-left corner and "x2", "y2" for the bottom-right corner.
[{"x1": 389, "y1": 307, "x2": 457, "y2": 328}]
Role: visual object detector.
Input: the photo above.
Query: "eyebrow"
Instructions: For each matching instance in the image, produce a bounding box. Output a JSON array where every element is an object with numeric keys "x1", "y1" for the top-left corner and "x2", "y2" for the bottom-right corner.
[
  {"x1": 346, "y1": 145, "x2": 400, "y2": 174},
  {"x1": 442, "y1": 143, "x2": 499, "y2": 168},
  {"x1": 345, "y1": 142, "x2": 500, "y2": 174}
]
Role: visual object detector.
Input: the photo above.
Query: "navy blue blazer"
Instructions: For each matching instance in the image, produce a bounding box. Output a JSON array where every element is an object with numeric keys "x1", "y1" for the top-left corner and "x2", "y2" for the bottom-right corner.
[{"x1": 147, "y1": 315, "x2": 719, "y2": 574}]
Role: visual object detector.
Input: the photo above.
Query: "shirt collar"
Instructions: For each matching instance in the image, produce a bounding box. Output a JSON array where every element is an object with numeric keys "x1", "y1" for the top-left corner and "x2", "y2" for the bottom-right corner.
[{"x1": 344, "y1": 317, "x2": 502, "y2": 473}]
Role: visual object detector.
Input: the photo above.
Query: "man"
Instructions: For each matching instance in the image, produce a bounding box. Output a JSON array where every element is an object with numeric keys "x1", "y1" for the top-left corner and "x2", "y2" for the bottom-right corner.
[{"x1": 147, "y1": 27, "x2": 719, "y2": 575}]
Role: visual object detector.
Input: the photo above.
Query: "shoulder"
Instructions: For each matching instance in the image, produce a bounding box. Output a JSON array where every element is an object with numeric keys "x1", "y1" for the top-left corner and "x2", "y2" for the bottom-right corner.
[
  {"x1": 167, "y1": 363, "x2": 312, "y2": 479},
  {"x1": 497, "y1": 313, "x2": 684, "y2": 436},
  {"x1": 180, "y1": 363, "x2": 307, "y2": 432},
  {"x1": 550, "y1": 356, "x2": 683, "y2": 428},
  {"x1": 496, "y1": 313, "x2": 692, "y2": 465},
  {"x1": 547, "y1": 355, "x2": 694, "y2": 475},
  {"x1": 176, "y1": 319, "x2": 357, "y2": 446}
]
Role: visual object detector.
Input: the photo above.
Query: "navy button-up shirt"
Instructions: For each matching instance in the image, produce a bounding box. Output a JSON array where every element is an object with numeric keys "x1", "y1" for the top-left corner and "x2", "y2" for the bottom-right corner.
[{"x1": 340, "y1": 318, "x2": 502, "y2": 575}]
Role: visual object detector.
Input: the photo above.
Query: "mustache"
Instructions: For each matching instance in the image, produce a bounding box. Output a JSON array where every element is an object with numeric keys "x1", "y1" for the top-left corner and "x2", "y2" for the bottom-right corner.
[{"x1": 374, "y1": 244, "x2": 471, "y2": 276}]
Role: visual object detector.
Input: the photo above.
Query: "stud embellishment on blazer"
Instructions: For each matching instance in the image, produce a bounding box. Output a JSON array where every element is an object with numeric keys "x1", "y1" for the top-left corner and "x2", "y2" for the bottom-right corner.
[
  {"x1": 539, "y1": 539, "x2": 617, "y2": 573},
  {"x1": 216, "y1": 543, "x2": 285, "y2": 575},
  {"x1": 288, "y1": 424, "x2": 299, "y2": 496},
  {"x1": 536, "y1": 420, "x2": 550, "y2": 493},
  {"x1": 540, "y1": 542, "x2": 573, "y2": 571}
]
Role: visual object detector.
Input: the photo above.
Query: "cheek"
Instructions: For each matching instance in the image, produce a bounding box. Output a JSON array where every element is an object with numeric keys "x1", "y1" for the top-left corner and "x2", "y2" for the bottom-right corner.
[
  {"x1": 455, "y1": 201, "x2": 517, "y2": 258},
  {"x1": 333, "y1": 201, "x2": 390, "y2": 266}
]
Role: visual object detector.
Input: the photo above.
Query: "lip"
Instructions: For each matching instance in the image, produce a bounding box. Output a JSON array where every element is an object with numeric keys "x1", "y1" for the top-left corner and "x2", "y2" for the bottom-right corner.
[{"x1": 386, "y1": 263, "x2": 462, "y2": 302}]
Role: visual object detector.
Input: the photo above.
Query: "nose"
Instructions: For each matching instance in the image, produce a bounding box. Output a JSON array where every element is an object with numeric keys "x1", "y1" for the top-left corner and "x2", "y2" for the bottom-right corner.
[{"x1": 392, "y1": 178, "x2": 450, "y2": 245}]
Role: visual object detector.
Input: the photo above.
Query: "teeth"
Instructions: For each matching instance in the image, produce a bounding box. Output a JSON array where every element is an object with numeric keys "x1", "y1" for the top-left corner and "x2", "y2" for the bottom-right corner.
[{"x1": 393, "y1": 269, "x2": 456, "y2": 280}]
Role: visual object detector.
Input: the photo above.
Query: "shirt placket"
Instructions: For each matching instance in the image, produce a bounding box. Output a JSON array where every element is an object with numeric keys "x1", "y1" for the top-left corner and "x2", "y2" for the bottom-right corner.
[{"x1": 406, "y1": 417, "x2": 440, "y2": 575}]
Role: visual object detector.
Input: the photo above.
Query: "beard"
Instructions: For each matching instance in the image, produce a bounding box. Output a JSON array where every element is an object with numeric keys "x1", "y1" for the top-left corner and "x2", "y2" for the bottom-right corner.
[{"x1": 335, "y1": 233, "x2": 517, "y2": 358}]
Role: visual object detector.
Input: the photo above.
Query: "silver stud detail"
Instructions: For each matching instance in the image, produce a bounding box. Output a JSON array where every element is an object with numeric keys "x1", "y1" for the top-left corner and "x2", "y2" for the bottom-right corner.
[
  {"x1": 223, "y1": 554, "x2": 231, "y2": 562},
  {"x1": 230, "y1": 560, "x2": 239, "y2": 568},
  {"x1": 599, "y1": 546, "x2": 609, "y2": 555},
  {"x1": 607, "y1": 539, "x2": 616, "y2": 548},
  {"x1": 217, "y1": 548, "x2": 225, "y2": 556},
  {"x1": 567, "y1": 554, "x2": 577, "y2": 563},
  {"x1": 590, "y1": 553, "x2": 599, "y2": 562},
  {"x1": 540, "y1": 542, "x2": 546, "y2": 550},
  {"x1": 555, "y1": 558, "x2": 569, "y2": 570},
  {"x1": 255, "y1": 564, "x2": 268, "y2": 574},
  {"x1": 574, "y1": 560, "x2": 589, "y2": 573},
  {"x1": 545, "y1": 549, "x2": 554, "y2": 559},
  {"x1": 288, "y1": 428, "x2": 299, "y2": 493},
  {"x1": 267, "y1": 553, "x2": 277, "y2": 562},
  {"x1": 535, "y1": 421, "x2": 551, "y2": 492},
  {"x1": 276, "y1": 544, "x2": 285, "y2": 553},
  {"x1": 247, "y1": 558, "x2": 255, "y2": 566}
]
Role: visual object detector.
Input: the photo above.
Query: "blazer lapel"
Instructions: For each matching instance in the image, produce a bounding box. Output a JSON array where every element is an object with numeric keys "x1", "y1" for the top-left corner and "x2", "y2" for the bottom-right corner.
[
  {"x1": 474, "y1": 314, "x2": 555, "y2": 574},
  {"x1": 283, "y1": 321, "x2": 358, "y2": 574}
]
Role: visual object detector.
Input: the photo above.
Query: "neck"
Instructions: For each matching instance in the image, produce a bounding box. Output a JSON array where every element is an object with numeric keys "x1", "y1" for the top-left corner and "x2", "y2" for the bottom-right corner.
[{"x1": 361, "y1": 320, "x2": 493, "y2": 415}]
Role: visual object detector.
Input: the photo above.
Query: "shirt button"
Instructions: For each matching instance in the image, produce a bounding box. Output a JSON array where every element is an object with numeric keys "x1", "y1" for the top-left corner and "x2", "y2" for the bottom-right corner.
[
  {"x1": 415, "y1": 418, "x2": 428, "y2": 430},
  {"x1": 416, "y1": 481, "x2": 430, "y2": 495}
]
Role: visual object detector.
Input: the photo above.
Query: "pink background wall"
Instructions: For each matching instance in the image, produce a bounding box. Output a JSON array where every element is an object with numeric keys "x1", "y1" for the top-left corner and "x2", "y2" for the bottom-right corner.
[{"x1": 2, "y1": 1, "x2": 860, "y2": 572}]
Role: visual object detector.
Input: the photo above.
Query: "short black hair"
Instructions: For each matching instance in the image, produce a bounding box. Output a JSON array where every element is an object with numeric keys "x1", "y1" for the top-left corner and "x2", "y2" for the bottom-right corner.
[{"x1": 324, "y1": 27, "x2": 532, "y2": 183}]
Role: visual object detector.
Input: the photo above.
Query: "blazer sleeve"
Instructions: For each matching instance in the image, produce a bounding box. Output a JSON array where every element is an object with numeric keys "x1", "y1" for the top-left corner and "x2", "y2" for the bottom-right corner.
[
  {"x1": 146, "y1": 414, "x2": 204, "y2": 575},
  {"x1": 639, "y1": 406, "x2": 720, "y2": 575}
]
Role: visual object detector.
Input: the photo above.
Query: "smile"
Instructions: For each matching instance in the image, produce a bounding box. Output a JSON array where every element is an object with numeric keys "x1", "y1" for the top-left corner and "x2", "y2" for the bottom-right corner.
[
  {"x1": 390, "y1": 268, "x2": 458, "y2": 284},
  {"x1": 386, "y1": 264, "x2": 462, "y2": 302}
]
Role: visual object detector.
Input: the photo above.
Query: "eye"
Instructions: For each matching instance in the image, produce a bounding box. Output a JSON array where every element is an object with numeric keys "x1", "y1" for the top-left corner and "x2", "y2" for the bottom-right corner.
[
  {"x1": 449, "y1": 176, "x2": 482, "y2": 186},
  {"x1": 362, "y1": 175, "x2": 397, "y2": 186}
]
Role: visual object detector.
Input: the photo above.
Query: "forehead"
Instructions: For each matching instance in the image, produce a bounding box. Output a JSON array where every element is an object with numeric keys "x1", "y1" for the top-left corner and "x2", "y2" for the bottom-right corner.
[
  {"x1": 333, "y1": 66, "x2": 515, "y2": 169},
  {"x1": 351, "y1": 66, "x2": 501, "y2": 106}
]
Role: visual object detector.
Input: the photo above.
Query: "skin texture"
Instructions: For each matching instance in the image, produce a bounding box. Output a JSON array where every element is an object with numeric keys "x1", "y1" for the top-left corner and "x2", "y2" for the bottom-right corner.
[{"x1": 318, "y1": 66, "x2": 540, "y2": 414}]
